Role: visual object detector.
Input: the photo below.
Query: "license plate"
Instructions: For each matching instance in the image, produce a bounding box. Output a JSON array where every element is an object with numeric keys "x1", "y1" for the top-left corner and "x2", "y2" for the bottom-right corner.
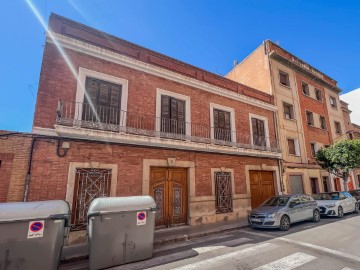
[{"x1": 251, "y1": 218, "x2": 262, "y2": 222}]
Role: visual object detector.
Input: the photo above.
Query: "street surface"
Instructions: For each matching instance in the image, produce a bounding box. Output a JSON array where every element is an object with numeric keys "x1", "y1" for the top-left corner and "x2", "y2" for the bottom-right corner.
[{"x1": 63, "y1": 213, "x2": 360, "y2": 270}]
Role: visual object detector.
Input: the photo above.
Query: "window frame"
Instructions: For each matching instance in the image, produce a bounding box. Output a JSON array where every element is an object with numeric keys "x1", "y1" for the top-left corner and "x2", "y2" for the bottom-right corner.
[
  {"x1": 310, "y1": 177, "x2": 319, "y2": 194},
  {"x1": 334, "y1": 121, "x2": 342, "y2": 135},
  {"x1": 306, "y1": 110, "x2": 314, "y2": 126},
  {"x1": 279, "y1": 70, "x2": 290, "y2": 87},
  {"x1": 287, "y1": 137, "x2": 300, "y2": 156},
  {"x1": 210, "y1": 103, "x2": 236, "y2": 143},
  {"x1": 249, "y1": 113, "x2": 270, "y2": 148},
  {"x1": 156, "y1": 88, "x2": 191, "y2": 137},
  {"x1": 319, "y1": 115, "x2": 327, "y2": 130},
  {"x1": 283, "y1": 102, "x2": 294, "y2": 120},
  {"x1": 302, "y1": 82, "x2": 310, "y2": 96},
  {"x1": 329, "y1": 96, "x2": 338, "y2": 109},
  {"x1": 310, "y1": 142, "x2": 318, "y2": 157},
  {"x1": 75, "y1": 68, "x2": 129, "y2": 127},
  {"x1": 315, "y1": 89, "x2": 322, "y2": 101},
  {"x1": 214, "y1": 171, "x2": 233, "y2": 214}
]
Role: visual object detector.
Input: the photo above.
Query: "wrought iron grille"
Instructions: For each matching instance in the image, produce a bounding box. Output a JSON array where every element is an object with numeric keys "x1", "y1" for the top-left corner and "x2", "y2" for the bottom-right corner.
[
  {"x1": 72, "y1": 168, "x2": 112, "y2": 230},
  {"x1": 215, "y1": 172, "x2": 233, "y2": 214}
]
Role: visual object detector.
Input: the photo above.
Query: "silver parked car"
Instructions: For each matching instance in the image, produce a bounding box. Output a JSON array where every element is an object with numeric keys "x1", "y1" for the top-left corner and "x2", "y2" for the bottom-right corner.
[{"x1": 248, "y1": 194, "x2": 320, "y2": 231}]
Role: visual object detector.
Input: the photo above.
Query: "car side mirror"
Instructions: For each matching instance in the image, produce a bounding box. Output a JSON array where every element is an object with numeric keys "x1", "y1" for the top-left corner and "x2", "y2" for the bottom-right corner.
[{"x1": 289, "y1": 202, "x2": 295, "y2": 208}]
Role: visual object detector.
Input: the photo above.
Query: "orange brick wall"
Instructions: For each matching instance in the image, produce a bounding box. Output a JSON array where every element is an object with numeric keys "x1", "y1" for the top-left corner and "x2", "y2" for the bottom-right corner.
[
  {"x1": 33, "y1": 43, "x2": 277, "y2": 141},
  {"x1": 27, "y1": 139, "x2": 277, "y2": 201},
  {"x1": 0, "y1": 132, "x2": 32, "y2": 202},
  {"x1": 296, "y1": 74, "x2": 332, "y2": 161}
]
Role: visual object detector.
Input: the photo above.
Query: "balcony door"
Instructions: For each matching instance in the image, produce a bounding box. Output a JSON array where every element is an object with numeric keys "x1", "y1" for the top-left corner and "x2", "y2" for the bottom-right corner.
[
  {"x1": 150, "y1": 167, "x2": 187, "y2": 228},
  {"x1": 251, "y1": 118, "x2": 266, "y2": 147},
  {"x1": 82, "y1": 77, "x2": 122, "y2": 127},
  {"x1": 160, "y1": 95, "x2": 186, "y2": 137}
]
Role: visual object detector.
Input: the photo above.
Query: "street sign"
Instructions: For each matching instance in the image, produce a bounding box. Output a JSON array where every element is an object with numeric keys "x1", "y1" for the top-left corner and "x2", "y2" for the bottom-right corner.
[
  {"x1": 137, "y1": 211, "x2": 146, "y2": 226},
  {"x1": 27, "y1": 220, "x2": 45, "y2": 239}
]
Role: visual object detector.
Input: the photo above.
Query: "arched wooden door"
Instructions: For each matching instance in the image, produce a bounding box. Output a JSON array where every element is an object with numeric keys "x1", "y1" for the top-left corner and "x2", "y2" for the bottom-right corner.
[
  {"x1": 249, "y1": 170, "x2": 275, "y2": 209},
  {"x1": 150, "y1": 167, "x2": 187, "y2": 228}
]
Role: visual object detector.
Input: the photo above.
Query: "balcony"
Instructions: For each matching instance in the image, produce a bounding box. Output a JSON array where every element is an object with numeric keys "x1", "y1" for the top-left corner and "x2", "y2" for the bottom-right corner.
[{"x1": 55, "y1": 100, "x2": 281, "y2": 156}]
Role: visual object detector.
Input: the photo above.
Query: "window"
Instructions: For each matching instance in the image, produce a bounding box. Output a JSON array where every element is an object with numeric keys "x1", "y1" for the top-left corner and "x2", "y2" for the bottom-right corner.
[
  {"x1": 213, "y1": 109, "x2": 231, "y2": 142},
  {"x1": 289, "y1": 175, "x2": 304, "y2": 194},
  {"x1": 310, "y1": 142, "x2": 318, "y2": 157},
  {"x1": 319, "y1": 116, "x2": 326, "y2": 130},
  {"x1": 283, "y1": 102, "x2": 294, "y2": 120},
  {"x1": 334, "y1": 121, "x2": 342, "y2": 134},
  {"x1": 251, "y1": 118, "x2": 266, "y2": 146},
  {"x1": 302, "y1": 82, "x2": 310, "y2": 96},
  {"x1": 306, "y1": 111, "x2": 314, "y2": 126},
  {"x1": 161, "y1": 95, "x2": 186, "y2": 135},
  {"x1": 310, "y1": 178, "x2": 319, "y2": 194},
  {"x1": 315, "y1": 89, "x2": 322, "y2": 101},
  {"x1": 349, "y1": 133, "x2": 353, "y2": 140},
  {"x1": 288, "y1": 139, "x2": 296, "y2": 155},
  {"x1": 279, "y1": 70, "x2": 290, "y2": 87},
  {"x1": 82, "y1": 77, "x2": 122, "y2": 126},
  {"x1": 215, "y1": 172, "x2": 233, "y2": 213},
  {"x1": 329, "y1": 96, "x2": 337, "y2": 109},
  {"x1": 322, "y1": 177, "x2": 329, "y2": 192}
]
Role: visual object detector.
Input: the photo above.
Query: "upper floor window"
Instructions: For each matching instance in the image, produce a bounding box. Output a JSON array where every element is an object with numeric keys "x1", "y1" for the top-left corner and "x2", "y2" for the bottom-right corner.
[
  {"x1": 279, "y1": 70, "x2": 290, "y2": 87},
  {"x1": 319, "y1": 116, "x2": 326, "y2": 130},
  {"x1": 310, "y1": 142, "x2": 318, "y2": 157},
  {"x1": 329, "y1": 96, "x2": 337, "y2": 109},
  {"x1": 283, "y1": 102, "x2": 294, "y2": 120},
  {"x1": 334, "y1": 121, "x2": 342, "y2": 135},
  {"x1": 251, "y1": 118, "x2": 266, "y2": 147},
  {"x1": 287, "y1": 138, "x2": 299, "y2": 156},
  {"x1": 83, "y1": 77, "x2": 122, "y2": 126},
  {"x1": 302, "y1": 82, "x2": 310, "y2": 96},
  {"x1": 315, "y1": 89, "x2": 322, "y2": 101},
  {"x1": 213, "y1": 109, "x2": 231, "y2": 142},
  {"x1": 306, "y1": 111, "x2": 314, "y2": 126},
  {"x1": 161, "y1": 95, "x2": 186, "y2": 135}
]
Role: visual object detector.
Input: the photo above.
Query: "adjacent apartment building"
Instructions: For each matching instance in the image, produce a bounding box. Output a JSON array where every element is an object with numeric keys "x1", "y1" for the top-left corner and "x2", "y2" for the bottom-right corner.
[
  {"x1": 226, "y1": 40, "x2": 357, "y2": 195},
  {"x1": 29, "y1": 14, "x2": 282, "y2": 243}
]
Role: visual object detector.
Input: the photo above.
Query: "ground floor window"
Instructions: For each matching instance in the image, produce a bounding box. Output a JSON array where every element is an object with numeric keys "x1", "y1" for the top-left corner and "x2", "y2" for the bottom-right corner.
[
  {"x1": 289, "y1": 175, "x2": 304, "y2": 194},
  {"x1": 310, "y1": 178, "x2": 319, "y2": 194},
  {"x1": 72, "y1": 168, "x2": 112, "y2": 230},
  {"x1": 322, "y1": 176, "x2": 329, "y2": 192},
  {"x1": 215, "y1": 172, "x2": 233, "y2": 214}
]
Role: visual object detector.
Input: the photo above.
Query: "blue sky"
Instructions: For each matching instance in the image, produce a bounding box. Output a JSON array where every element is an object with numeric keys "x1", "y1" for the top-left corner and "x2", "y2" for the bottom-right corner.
[{"x1": 1, "y1": 0, "x2": 359, "y2": 132}]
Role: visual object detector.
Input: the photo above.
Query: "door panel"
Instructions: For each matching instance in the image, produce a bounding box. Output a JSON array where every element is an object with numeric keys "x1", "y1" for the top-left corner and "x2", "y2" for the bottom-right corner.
[
  {"x1": 150, "y1": 168, "x2": 187, "y2": 228},
  {"x1": 250, "y1": 171, "x2": 275, "y2": 209}
]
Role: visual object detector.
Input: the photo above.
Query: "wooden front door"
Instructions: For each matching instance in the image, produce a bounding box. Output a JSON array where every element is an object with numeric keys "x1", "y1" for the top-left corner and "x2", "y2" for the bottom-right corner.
[
  {"x1": 150, "y1": 167, "x2": 187, "y2": 228},
  {"x1": 249, "y1": 171, "x2": 275, "y2": 209}
]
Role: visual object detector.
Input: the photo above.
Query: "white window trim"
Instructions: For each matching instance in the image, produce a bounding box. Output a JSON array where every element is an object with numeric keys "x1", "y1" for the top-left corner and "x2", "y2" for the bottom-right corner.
[
  {"x1": 155, "y1": 88, "x2": 191, "y2": 137},
  {"x1": 310, "y1": 142, "x2": 319, "y2": 157},
  {"x1": 74, "y1": 67, "x2": 129, "y2": 128},
  {"x1": 249, "y1": 113, "x2": 270, "y2": 147},
  {"x1": 209, "y1": 103, "x2": 236, "y2": 143},
  {"x1": 287, "y1": 137, "x2": 300, "y2": 156}
]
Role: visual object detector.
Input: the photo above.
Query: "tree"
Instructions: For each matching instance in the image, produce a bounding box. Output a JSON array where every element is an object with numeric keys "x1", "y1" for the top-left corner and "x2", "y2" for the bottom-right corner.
[{"x1": 316, "y1": 140, "x2": 360, "y2": 191}]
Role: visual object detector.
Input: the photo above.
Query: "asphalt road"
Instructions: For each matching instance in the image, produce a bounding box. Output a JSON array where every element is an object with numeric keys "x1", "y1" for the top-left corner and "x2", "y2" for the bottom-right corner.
[{"x1": 112, "y1": 213, "x2": 360, "y2": 270}]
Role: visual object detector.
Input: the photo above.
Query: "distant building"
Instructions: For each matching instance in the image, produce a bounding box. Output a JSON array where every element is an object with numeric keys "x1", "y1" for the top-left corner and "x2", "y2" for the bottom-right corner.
[{"x1": 226, "y1": 40, "x2": 356, "y2": 194}]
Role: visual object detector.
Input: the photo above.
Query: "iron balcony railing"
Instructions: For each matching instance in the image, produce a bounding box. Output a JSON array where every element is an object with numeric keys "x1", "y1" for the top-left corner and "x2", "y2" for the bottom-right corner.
[{"x1": 56, "y1": 100, "x2": 280, "y2": 152}]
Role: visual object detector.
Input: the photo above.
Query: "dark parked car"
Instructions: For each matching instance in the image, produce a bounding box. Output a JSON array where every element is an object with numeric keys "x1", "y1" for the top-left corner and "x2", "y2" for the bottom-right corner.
[
  {"x1": 248, "y1": 194, "x2": 320, "y2": 231},
  {"x1": 349, "y1": 189, "x2": 360, "y2": 202}
]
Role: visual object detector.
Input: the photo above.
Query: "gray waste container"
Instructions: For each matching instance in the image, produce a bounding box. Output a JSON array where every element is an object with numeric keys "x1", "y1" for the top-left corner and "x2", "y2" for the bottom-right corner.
[
  {"x1": 0, "y1": 200, "x2": 70, "y2": 270},
  {"x1": 87, "y1": 196, "x2": 157, "y2": 270}
]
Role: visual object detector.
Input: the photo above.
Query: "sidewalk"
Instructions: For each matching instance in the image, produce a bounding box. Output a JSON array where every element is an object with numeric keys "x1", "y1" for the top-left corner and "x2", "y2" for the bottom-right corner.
[{"x1": 61, "y1": 218, "x2": 249, "y2": 263}]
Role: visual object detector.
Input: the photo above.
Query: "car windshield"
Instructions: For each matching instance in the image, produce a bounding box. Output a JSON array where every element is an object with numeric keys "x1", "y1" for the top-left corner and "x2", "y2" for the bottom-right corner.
[
  {"x1": 263, "y1": 196, "x2": 290, "y2": 206},
  {"x1": 314, "y1": 193, "x2": 341, "y2": 200}
]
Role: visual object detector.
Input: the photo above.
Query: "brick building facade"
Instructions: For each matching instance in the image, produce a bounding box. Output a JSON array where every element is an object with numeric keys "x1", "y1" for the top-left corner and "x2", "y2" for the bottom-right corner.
[
  {"x1": 21, "y1": 14, "x2": 283, "y2": 243},
  {"x1": 226, "y1": 40, "x2": 357, "y2": 195}
]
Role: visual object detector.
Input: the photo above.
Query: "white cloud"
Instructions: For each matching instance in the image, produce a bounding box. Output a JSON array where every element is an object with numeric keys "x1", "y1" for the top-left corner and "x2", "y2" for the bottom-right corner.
[{"x1": 341, "y1": 88, "x2": 360, "y2": 125}]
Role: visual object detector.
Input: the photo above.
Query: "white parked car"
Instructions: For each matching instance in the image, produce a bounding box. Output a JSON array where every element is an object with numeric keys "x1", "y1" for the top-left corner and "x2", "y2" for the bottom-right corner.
[{"x1": 314, "y1": 192, "x2": 359, "y2": 217}]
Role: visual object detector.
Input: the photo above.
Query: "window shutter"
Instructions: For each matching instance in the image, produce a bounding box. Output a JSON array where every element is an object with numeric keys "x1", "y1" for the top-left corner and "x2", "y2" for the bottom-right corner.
[
  {"x1": 288, "y1": 139, "x2": 296, "y2": 155},
  {"x1": 224, "y1": 111, "x2": 231, "y2": 130},
  {"x1": 213, "y1": 109, "x2": 219, "y2": 128},
  {"x1": 177, "y1": 99, "x2": 186, "y2": 134},
  {"x1": 161, "y1": 96, "x2": 170, "y2": 119}
]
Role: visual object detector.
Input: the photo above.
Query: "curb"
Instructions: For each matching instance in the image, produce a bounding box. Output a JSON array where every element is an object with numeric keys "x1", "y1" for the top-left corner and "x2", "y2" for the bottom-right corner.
[{"x1": 154, "y1": 223, "x2": 249, "y2": 246}]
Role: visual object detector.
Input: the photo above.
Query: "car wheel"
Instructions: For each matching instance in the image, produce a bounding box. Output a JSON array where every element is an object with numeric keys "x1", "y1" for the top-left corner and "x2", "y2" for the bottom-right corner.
[
  {"x1": 354, "y1": 203, "x2": 359, "y2": 214},
  {"x1": 279, "y1": 215, "x2": 290, "y2": 231},
  {"x1": 312, "y1": 209, "x2": 320, "y2": 222},
  {"x1": 338, "y1": 206, "x2": 344, "y2": 218}
]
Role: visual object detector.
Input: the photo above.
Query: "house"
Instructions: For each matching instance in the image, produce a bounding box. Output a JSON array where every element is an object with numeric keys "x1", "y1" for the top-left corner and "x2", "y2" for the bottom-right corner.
[
  {"x1": 27, "y1": 14, "x2": 282, "y2": 244},
  {"x1": 226, "y1": 40, "x2": 357, "y2": 195}
]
